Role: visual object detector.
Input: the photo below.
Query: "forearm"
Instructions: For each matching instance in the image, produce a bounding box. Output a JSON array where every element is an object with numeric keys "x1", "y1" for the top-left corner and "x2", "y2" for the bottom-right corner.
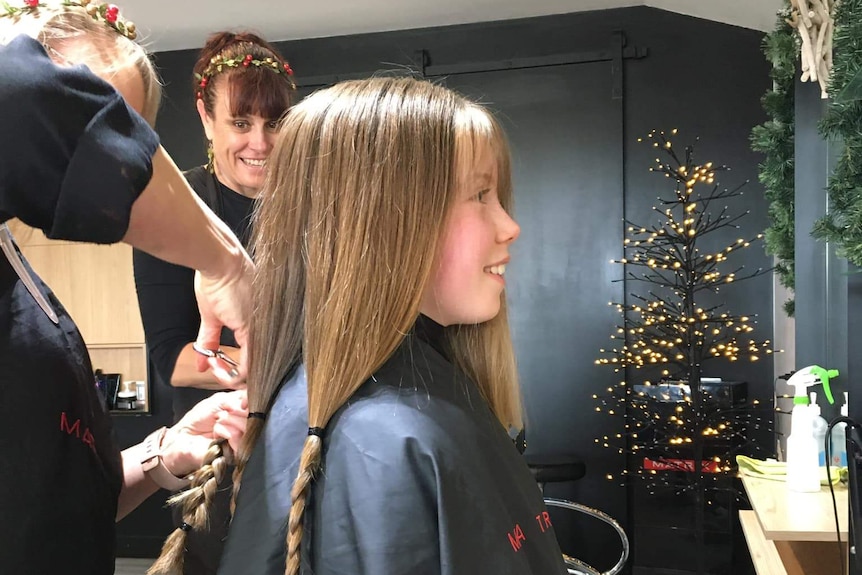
[
  {"x1": 117, "y1": 426, "x2": 193, "y2": 521},
  {"x1": 170, "y1": 343, "x2": 241, "y2": 390},
  {"x1": 117, "y1": 443, "x2": 161, "y2": 521},
  {"x1": 123, "y1": 147, "x2": 244, "y2": 279}
]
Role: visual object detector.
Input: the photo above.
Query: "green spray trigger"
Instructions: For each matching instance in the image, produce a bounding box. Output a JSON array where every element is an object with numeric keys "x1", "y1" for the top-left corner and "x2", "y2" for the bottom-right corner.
[{"x1": 809, "y1": 365, "x2": 839, "y2": 404}]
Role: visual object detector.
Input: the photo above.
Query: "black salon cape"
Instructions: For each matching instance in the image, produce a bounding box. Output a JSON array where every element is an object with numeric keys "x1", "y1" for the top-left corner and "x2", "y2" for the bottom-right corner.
[
  {"x1": 0, "y1": 35, "x2": 158, "y2": 574},
  {"x1": 219, "y1": 318, "x2": 567, "y2": 575}
]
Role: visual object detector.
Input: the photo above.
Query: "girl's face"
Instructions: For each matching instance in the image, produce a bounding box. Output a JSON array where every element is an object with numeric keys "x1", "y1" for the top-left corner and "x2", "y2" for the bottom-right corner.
[
  {"x1": 197, "y1": 89, "x2": 279, "y2": 198},
  {"x1": 419, "y1": 142, "x2": 520, "y2": 326}
]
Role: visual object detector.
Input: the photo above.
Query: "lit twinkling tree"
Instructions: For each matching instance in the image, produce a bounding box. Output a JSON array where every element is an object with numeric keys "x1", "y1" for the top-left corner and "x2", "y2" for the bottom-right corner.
[{"x1": 595, "y1": 129, "x2": 775, "y2": 574}]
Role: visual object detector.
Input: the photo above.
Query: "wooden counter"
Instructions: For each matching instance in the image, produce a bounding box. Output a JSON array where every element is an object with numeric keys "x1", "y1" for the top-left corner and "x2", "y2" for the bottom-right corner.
[{"x1": 740, "y1": 474, "x2": 848, "y2": 575}]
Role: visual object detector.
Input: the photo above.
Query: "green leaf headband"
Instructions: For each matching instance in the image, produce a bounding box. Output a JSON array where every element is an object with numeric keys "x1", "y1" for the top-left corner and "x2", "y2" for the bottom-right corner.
[
  {"x1": 196, "y1": 52, "x2": 296, "y2": 99},
  {"x1": 1, "y1": 0, "x2": 138, "y2": 40}
]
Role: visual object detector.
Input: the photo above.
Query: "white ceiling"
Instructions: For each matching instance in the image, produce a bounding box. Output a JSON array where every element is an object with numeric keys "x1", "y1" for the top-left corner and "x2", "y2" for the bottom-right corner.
[{"x1": 120, "y1": 0, "x2": 784, "y2": 53}]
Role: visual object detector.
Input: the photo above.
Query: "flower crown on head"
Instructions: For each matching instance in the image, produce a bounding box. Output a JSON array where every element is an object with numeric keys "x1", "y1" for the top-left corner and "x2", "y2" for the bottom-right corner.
[
  {"x1": 1, "y1": 0, "x2": 137, "y2": 40},
  {"x1": 196, "y1": 52, "x2": 296, "y2": 99}
]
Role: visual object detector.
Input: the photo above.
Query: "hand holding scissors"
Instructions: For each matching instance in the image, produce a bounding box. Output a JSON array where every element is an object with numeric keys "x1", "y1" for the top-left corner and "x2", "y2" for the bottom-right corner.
[{"x1": 193, "y1": 342, "x2": 245, "y2": 388}]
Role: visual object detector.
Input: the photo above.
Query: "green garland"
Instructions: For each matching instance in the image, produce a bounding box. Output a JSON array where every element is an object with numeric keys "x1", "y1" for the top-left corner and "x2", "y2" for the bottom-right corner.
[
  {"x1": 751, "y1": 3, "x2": 797, "y2": 316},
  {"x1": 814, "y1": 0, "x2": 862, "y2": 265}
]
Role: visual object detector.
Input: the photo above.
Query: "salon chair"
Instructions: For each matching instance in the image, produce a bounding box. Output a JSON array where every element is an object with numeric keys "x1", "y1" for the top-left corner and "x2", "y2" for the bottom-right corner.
[{"x1": 525, "y1": 454, "x2": 629, "y2": 575}]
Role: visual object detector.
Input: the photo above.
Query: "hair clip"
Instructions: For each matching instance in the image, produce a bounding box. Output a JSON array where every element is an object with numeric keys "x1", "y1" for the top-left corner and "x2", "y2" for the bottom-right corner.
[
  {"x1": 192, "y1": 342, "x2": 240, "y2": 378},
  {"x1": 1, "y1": 1, "x2": 138, "y2": 40}
]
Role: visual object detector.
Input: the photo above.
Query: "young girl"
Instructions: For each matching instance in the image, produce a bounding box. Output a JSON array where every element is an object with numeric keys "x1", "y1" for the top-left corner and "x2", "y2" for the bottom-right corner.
[{"x1": 154, "y1": 76, "x2": 567, "y2": 575}]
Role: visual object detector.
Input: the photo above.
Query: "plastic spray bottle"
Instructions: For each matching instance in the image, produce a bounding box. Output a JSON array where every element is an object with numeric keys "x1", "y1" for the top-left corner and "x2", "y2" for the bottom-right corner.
[
  {"x1": 830, "y1": 392, "x2": 849, "y2": 467},
  {"x1": 785, "y1": 365, "x2": 838, "y2": 492},
  {"x1": 809, "y1": 391, "x2": 829, "y2": 466}
]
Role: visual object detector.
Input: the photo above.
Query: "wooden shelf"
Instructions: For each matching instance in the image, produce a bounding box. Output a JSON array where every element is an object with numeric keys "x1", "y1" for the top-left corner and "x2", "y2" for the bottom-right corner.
[
  {"x1": 739, "y1": 510, "x2": 787, "y2": 575},
  {"x1": 741, "y1": 474, "x2": 847, "y2": 541},
  {"x1": 109, "y1": 409, "x2": 152, "y2": 417},
  {"x1": 89, "y1": 344, "x2": 148, "y2": 384},
  {"x1": 740, "y1": 475, "x2": 848, "y2": 575}
]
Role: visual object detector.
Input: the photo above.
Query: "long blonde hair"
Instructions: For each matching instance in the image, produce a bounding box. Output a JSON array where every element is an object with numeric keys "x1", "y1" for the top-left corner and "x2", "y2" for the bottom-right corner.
[
  {"x1": 153, "y1": 76, "x2": 522, "y2": 575},
  {"x1": 0, "y1": 2, "x2": 161, "y2": 125}
]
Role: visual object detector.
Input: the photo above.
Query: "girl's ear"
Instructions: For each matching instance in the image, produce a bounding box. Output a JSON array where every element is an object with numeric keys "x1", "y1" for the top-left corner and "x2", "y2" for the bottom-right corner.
[{"x1": 196, "y1": 98, "x2": 214, "y2": 141}]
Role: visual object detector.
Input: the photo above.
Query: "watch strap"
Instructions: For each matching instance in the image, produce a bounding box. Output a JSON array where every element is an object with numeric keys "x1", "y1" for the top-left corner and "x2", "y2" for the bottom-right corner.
[{"x1": 140, "y1": 426, "x2": 191, "y2": 491}]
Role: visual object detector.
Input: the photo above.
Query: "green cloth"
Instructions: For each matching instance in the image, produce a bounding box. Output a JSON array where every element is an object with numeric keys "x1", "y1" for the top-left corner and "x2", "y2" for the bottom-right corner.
[{"x1": 735, "y1": 455, "x2": 847, "y2": 485}]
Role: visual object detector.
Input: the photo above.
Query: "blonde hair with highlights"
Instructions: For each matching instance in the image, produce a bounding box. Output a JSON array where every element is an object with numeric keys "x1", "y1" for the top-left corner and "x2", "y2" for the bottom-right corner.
[
  {"x1": 0, "y1": 2, "x2": 161, "y2": 125},
  {"x1": 153, "y1": 76, "x2": 523, "y2": 575}
]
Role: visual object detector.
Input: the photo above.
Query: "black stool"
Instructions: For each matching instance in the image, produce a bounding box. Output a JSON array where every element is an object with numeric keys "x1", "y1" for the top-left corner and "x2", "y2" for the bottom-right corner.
[
  {"x1": 523, "y1": 454, "x2": 628, "y2": 575},
  {"x1": 524, "y1": 454, "x2": 586, "y2": 489}
]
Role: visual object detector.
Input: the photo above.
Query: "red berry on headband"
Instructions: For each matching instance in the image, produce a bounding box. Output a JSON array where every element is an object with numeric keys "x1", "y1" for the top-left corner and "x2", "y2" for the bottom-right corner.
[
  {"x1": 105, "y1": 4, "x2": 119, "y2": 23},
  {"x1": 284, "y1": 63, "x2": 293, "y2": 75},
  {"x1": 24, "y1": 0, "x2": 39, "y2": 7}
]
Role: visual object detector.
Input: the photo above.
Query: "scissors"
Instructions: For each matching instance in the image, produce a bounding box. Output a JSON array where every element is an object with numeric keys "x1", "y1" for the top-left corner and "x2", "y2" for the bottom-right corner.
[{"x1": 192, "y1": 342, "x2": 240, "y2": 378}]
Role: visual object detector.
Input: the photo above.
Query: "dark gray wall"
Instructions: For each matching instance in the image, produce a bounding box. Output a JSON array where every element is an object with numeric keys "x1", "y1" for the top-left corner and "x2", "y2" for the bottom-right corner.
[
  {"x1": 127, "y1": 7, "x2": 773, "y2": 572},
  {"x1": 794, "y1": 79, "x2": 850, "y2": 422}
]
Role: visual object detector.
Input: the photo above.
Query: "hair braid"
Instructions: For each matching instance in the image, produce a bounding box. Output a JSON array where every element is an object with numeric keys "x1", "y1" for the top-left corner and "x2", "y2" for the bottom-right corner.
[
  {"x1": 284, "y1": 436, "x2": 322, "y2": 575},
  {"x1": 147, "y1": 440, "x2": 229, "y2": 575},
  {"x1": 229, "y1": 417, "x2": 266, "y2": 515}
]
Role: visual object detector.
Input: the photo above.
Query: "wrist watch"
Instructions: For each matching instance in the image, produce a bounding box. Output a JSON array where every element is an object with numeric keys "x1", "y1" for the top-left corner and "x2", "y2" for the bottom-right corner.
[{"x1": 141, "y1": 426, "x2": 191, "y2": 491}]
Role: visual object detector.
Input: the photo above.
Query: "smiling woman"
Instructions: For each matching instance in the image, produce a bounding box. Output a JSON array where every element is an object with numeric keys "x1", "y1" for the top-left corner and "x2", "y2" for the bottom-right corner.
[
  {"x1": 193, "y1": 32, "x2": 295, "y2": 196},
  {"x1": 131, "y1": 30, "x2": 296, "y2": 575}
]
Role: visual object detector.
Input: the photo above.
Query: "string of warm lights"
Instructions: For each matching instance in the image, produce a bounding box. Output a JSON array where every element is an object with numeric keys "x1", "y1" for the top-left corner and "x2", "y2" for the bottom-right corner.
[{"x1": 593, "y1": 130, "x2": 776, "y2": 500}]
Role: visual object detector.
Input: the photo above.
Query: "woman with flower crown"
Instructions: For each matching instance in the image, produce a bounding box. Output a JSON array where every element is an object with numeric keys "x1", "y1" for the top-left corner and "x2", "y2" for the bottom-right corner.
[
  {"x1": 132, "y1": 30, "x2": 296, "y2": 575},
  {"x1": 0, "y1": 2, "x2": 256, "y2": 573}
]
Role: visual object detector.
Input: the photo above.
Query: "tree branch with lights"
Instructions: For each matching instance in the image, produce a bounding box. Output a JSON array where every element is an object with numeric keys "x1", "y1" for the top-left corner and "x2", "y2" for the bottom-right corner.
[{"x1": 595, "y1": 130, "x2": 776, "y2": 574}]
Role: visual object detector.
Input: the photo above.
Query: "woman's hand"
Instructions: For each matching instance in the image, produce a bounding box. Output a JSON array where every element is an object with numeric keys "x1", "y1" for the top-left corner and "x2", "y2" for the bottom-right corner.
[
  {"x1": 194, "y1": 250, "x2": 254, "y2": 388},
  {"x1": 160, "y1": 390, "x2": 248, "y2": 478}
]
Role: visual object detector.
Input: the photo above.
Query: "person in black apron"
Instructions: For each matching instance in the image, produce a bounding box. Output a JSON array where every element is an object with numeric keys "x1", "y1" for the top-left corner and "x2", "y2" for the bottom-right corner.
[
  {"x1": 133, "y1": 30, "x2": 295, "y2": 575},
  {"x1": 0, "y1": 3, "x2": 254, "y2": 574},
  {"x1": 152, "y1": 77, "x2": 569, "y2": 575}
]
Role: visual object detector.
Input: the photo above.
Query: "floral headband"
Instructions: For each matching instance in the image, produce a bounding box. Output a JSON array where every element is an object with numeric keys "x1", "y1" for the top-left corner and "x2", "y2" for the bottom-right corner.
[
  {"x1": 196, "y1": 52, "x2": 296, "y2": 99},
  {"x1": 1, "y1": 0, "x2": 137, "y2": 40}
]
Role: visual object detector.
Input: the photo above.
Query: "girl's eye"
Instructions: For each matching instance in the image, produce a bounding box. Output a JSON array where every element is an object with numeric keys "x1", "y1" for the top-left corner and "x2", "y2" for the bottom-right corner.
[
  {"x1": 233, "y1": 121, "x2": 249, "y2": 129},
  {"x1": 474, "y1": 189, "x2": 490, "y2": 203}
]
